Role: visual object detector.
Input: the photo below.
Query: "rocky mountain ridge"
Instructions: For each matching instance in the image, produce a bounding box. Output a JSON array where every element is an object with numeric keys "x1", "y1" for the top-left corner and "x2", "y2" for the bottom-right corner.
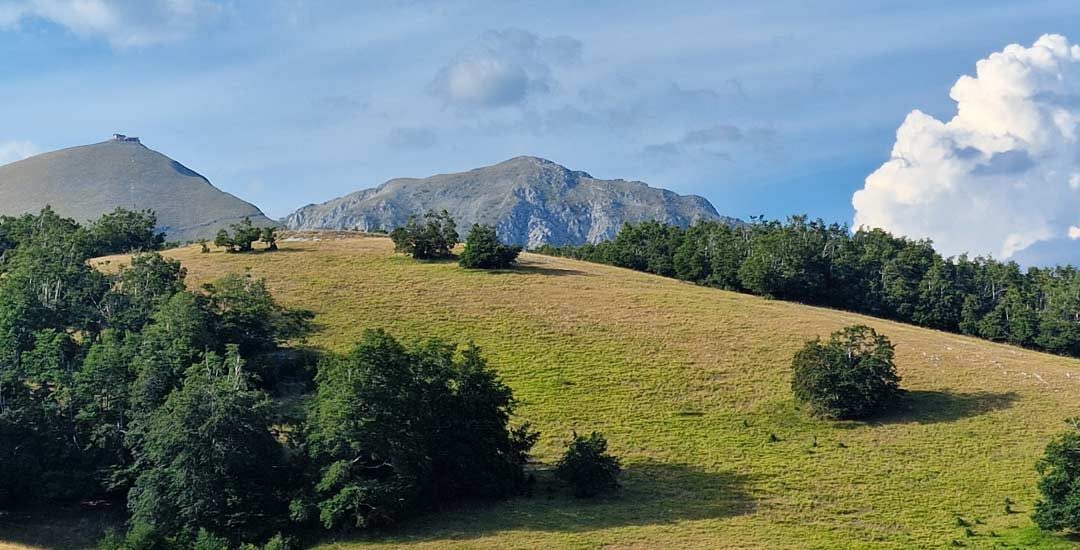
[{"x1": 285, "y1": 156, "x2": 733, "y2": 247}]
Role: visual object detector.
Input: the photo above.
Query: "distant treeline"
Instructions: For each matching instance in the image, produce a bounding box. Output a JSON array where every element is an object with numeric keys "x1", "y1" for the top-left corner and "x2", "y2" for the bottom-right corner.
[{"x1": 535, "y1": 216, "x2": 1080, "y2": 358}]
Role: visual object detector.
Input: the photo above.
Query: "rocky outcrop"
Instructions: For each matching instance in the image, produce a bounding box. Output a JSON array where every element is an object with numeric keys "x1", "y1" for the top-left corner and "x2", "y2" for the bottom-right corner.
[{"x1": 285, "y1": 156, "x2": 734, "y2": 248}]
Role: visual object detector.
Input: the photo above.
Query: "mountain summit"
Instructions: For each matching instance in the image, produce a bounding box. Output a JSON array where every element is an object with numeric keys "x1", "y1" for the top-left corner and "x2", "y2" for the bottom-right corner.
[
  {"x1": 285, "y1": 156, "x2": 731, "y2": 247},
  {"x1": 0, "y1": 136, "x2": 274, "y2": 241}
]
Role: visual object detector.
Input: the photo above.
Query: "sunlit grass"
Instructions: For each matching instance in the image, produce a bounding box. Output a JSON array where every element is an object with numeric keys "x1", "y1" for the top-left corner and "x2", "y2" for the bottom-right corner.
[{"x1": 44, "y1": 236, "x2": 1080, "y2": 548}]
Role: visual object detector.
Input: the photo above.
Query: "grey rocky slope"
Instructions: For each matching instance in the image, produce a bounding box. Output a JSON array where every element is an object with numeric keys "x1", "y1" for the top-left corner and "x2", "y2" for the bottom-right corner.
[
  {"x1": 0, "y1": 136, "x2": 274, "y2": 242},
  {"x1": 285, "y1": 156, "x2": 733, "y2": 247}
]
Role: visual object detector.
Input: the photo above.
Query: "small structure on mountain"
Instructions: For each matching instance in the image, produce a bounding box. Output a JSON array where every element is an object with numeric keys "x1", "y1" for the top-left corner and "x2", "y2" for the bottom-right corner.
[{"x1": 111, "y1": 134, "x2": 141, "y2": 143}]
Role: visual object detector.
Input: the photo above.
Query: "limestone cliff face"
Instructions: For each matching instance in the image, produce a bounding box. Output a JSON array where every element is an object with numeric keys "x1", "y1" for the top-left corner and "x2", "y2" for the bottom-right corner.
[
  {"x1": 0, "y1": 138, "x2": 274, "y2": 241},
  {"x1": 285, "y1": 156, "x2": 734, "y2": 248}
]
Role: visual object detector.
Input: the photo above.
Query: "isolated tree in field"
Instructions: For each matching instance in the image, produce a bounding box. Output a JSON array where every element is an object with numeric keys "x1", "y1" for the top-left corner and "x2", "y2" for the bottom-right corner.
[
  {"x1": 791, "y1": 325, "x2": 901, "y2": 420},
  {"x1": 1033, "y1": 418, "x2": 1080, "y2": 532},
  {"x1": 213, "y1": 217, "x2": 266, "y2": 253},
  {"x1": 458, "y1": 224, "x2": 521, "y2": 269},
  {"x1": 555, "y1": 431, "x2": 621, "y2": 498},
  {"x1": 390, "y1": 210, "x2": 458, "y2": 260}
]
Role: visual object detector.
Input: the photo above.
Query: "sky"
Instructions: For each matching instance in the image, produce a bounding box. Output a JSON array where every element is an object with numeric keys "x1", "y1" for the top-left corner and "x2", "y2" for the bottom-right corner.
[{"x1": 3, "y1": 1, "x2": 1080, "y2": 263}]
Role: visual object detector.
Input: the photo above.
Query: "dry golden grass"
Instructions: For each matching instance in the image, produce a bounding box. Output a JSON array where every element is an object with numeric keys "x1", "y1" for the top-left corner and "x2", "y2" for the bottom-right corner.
[{"x1": 26, "y1": 235, "x2": 1080, "y2": 548}]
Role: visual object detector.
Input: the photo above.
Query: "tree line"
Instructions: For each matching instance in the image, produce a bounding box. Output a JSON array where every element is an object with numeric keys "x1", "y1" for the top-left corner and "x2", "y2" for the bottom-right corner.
[
  {"x1": 0, "y1": 208, "x2": 616, "y2": 549},
  {"x1": 536, "y1": 216, "x2": 1080, "y2": 358}
]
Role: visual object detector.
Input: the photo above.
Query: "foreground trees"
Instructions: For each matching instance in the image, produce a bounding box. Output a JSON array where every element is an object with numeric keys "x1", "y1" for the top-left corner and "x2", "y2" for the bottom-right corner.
[
  {"x1": 459, "y1": 224, "x2": 521, "y2": 269},
  {"x1": 129, "y1": 347, "x2": 288, "y2": 542},
  {"x1": 791, "y1": 325, "x2": 902, "y2": 420},
  {"x1": 302, "y1": 330, "x2": 537, "y2": 529},
  {"x1": 1034, "y1": 418, "x2": 1080, "y2": 533}
]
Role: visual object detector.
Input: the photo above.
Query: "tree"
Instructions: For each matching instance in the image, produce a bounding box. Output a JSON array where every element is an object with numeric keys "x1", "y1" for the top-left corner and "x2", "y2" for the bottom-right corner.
[
  {"x1": 213, "y1": 218, "x2": 266, "y2": 253},
  {"x1": 89, "y1": 208, "x2": 165, "y2": 256},
  {"x1": 555, "y1": 431, "x2": 621, "y2": 498},
  {"x1": 261, "y1": 226, "x2": 278, "y2": 251},
  {"x1": 128, "y1": 347, "x2": 286, "y2": 542},
  {"x1": 74, "y1": 330, "x2": 139, "y2": 486},
  {"x1": 389, "y1": 210, "x2": 458, "y2": 260},
  {"x1": 791, "y1": 325, "x2": 902, "y2": 420},
  {"x1": 1034, "y1": 418, "x2": 1080, "y2": 532},
  {"x1": 458, "y1": 224, "x2": 521, "y2": 269},
  {"x1": 201, "y1": 273, "x2": 314, "y2": 357},
  {"x1": 304, "y1": 329, "x2": 536, "y2": 530},
  {"x1": 104, "y1": 253, "x2": 188, "y2": 333}
]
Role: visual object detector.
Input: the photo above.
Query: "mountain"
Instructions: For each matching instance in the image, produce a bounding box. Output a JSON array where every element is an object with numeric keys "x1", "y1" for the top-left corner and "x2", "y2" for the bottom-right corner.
[
  {"x1": 284, "y1": 156, "x2": 733, "y2": 247},
  {"x1": 0, "y1": 135, "x2": 274, "y2": 242}
]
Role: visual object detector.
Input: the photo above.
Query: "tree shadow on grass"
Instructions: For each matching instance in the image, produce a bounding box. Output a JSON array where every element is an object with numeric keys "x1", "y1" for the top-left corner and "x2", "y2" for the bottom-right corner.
[
  {"x1": 487, "y1": 264, "x2": 589, "y2": 277},
  {"x1": 326, "y1": 461, "x2": 756, "y2": 546},
  {"x1": 873, "y1": 390, "x2": 1019, "y2": 426},
  {"x1": 0, "y1": 502, "x2": 124, "y2": 550}
]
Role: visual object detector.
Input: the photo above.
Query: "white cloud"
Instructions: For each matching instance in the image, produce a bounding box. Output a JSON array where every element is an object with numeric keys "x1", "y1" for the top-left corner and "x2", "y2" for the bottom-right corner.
[
  {"x1": 0, "y1": 140, "x2": 39, "y2": 165},
  {"x1": 853, "y1": 34, "x2": 1080, "y2": 261},
  {"x1": 429, "y1": 28, "x2": 582, "y2": 109},
  {"x1": 1070, "y1": 226, "x2": 1080, "y2": 240},
  {"x1": 0, "y1": 0, "x2": 222, "y2": 48}
]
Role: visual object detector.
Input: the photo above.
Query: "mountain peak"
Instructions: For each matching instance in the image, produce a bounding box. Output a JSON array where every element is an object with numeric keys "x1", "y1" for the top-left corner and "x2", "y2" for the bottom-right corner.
[
  {"x1": 286, "y1": 159, "x2": 730, "y2": 248},
  {"x1": 488, "y1": 156, "x2": 593, "y2": 180},
  {"x1": 0, "y1": 138, "x2": 273, "y2": 241}
]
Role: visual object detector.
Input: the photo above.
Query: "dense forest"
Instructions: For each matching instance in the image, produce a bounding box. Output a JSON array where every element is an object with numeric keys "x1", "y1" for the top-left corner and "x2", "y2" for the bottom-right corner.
[
  {"x1": 0, "y1": 208, "x2": 618, "y2": 549},
  {"x1": 536, "y1": 216, "x2": 1080, "y2": 358}
]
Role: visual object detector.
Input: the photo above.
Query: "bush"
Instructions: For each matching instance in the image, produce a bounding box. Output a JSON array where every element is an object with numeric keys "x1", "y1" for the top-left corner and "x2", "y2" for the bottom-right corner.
[
  {"x1": 790, "y1": 325, "x2": 901, "y2": 420},
  {"x1": 459, "y1": 224, "x2": 521, "y2": 269},
  {"x1": 1033, "y1": 418, "x2": 1080, "y2": 532},
  {"x1": 555, "y1": 431, "x2": 621, "y2": 498},
  {"x1": 389, "y1": 210, "x2": 458, "y2": 260}
]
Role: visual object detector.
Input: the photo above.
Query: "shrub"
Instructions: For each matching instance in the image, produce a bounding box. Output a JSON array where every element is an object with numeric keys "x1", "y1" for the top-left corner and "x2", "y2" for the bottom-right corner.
[
  {"x1": 458, "y1": 224, "x2": 521, "y2": 269},
  {"x1": 389, "y1": 210, "x2": 458, "y2": 260},
  {"x1": 555, "y1": 431, "x2": 621, "y2": 498},
  {"x1": 790, "y1": 325, "x2": 901, "y2": 420},
  {"x1": 1033, "y1": 418, "x2": 1080, "y2": 532}
]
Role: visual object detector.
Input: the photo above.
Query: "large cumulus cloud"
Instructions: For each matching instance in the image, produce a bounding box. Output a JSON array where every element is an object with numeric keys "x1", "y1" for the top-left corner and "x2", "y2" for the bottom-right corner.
[{"x1": 853, "y1": 34, "x2": 1080, "y2": 262}]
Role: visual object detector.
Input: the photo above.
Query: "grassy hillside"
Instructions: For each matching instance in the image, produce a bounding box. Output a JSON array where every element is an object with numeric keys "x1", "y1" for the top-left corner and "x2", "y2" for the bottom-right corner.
[{"x1": 10, "y1": 234, "x2": 1080, "y2": 549}]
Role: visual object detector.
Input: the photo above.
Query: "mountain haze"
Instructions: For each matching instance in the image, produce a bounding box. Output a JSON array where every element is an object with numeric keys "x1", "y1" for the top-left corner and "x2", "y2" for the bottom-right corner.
[
  {"x1": 285, "y1": 156, "x2": 731, "y2": 247},
  {"x1": 0, "y1": 137, "x2": 274, "y2": 241}
]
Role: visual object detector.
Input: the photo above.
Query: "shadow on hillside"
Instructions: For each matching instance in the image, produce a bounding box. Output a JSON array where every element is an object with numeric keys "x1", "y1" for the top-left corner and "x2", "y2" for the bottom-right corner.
[
  {"x1": 875, "y1": 390, "x2": 1019, "y2": 425},
  {"x1": 504, "y1": 264, "x2": 589, "y2": 277},
  {"x1": 0, "y1": 502, "x2": 124, "y2": 550},
  {"x1": 328, "y1": 462, "x2": 756, "y2": 546}
]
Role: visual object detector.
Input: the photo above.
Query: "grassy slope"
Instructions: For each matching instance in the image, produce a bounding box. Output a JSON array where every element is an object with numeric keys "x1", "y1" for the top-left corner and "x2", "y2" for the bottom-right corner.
[{"x1": 9, "y1": 235, "x2": 1080, "y2": 549}]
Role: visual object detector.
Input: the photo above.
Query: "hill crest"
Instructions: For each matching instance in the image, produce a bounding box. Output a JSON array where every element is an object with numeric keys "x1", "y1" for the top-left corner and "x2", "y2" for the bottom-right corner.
[{"x1": 0, "y1": 137, "x2": 274, "y2": 241}]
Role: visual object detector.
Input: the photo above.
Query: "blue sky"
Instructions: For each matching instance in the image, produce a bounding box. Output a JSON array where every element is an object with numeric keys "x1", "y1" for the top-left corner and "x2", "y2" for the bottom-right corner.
[{"x1": 1, "y1": 0, "x2": 1079, "y2": 230}]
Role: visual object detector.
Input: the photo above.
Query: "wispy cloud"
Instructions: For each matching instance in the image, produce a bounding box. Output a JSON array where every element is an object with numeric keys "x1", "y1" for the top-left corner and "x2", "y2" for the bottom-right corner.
[
  {"x1": 0, "y1": 140, "x2": 39, "y2": 165},
  {"x1": 0, "y1": 0, "x2": 223, "y2": 48}
]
